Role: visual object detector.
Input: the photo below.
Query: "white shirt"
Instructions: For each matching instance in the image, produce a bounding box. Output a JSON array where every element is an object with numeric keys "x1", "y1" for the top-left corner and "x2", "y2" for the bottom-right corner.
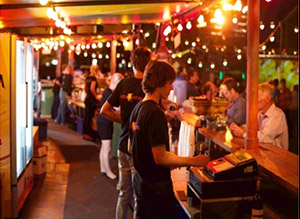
[{"x1": 258, "y1": 103, "x2": 289, "y2": 150}]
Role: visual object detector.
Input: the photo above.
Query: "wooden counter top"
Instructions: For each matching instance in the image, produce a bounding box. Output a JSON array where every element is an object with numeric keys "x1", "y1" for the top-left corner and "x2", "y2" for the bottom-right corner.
[
  {"x1": 198, "y1": 128, "x2": 244, "y2": 152},
  {"x1": 197, "y1": 127, "x2": 299, "y2": 195},
  {"x1": 244, "y1": 143, "x2": 298, "y2": 195}
]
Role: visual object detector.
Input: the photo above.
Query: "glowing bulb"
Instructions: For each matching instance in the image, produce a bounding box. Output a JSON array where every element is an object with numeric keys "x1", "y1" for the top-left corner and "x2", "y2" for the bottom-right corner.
[
  {"x1": 177, "y1": 23, "x2": 183, "y2": 32},
  {"x1": 70, "y1": 45, "x2": 75, "y2": 50},
  {"x1": 98, "y1": 54, "x2": 103, "y2": 59},
  {"x1": 92, "y1": 53, "x2": 96, "y2": 58},
  {"x1": 197, "y1": 15, "x2": 204, "y2": 24},
  {"x1": 98, "y1": 42, "x2": 103, "y2": 48},
  {"x1": 86, "y1": 44, "x2": 90, "y2": 49},
  {"x1": 187, "y1": 58, "x2": 192, "y2": 64},
  {"x1": 223, "y1": 59, "x2": 228, "y2": 67},
  {"x1": 237, "y1": 54, "x2": 242, "y2": 60},
  {"x1": 172, "y1": 54, "x2": 176, "y2": 59},
  {"x1": 145, "y1": 32, "x2": 150, "y2": 38},
  {"x1": 92, "y1": 43, "x2": 97, "y2": 49},
  {"x1": 152, "y1": 42, "x2": 156, "y2": 49},
  {"x1": 242, "y1": 6, "x2": 248, "y2": 14},
  {"x1": 270, "y1": 36, "x2": 275, "y2": 42},
  {"x1": 270, "y1": 22, "x2": 275, "y2": 29},
  {"x1": 192, "y1": 42, "x2": 196, "y2": 47},
  {"x1": 81, "y1": 44, "x2": 85, "y2": 50},
  {"x1": 294, "y1": 27, "x2": 299, "y2": 33},
  {"x1": 106, "y1": 42, "x2": 110, "y2": 48},
  {"x1": 232, "y1": 17, "x2": 238, "y2": 24},
  {"x1": 210, "y1": 63, "x2": 215, "y2": 69},
  {"x1": 185, "y1": 41, "x2": 189, "y2": 46},
  {"x1": 186, "y1": 21, "x2": 192, "y2": 30},
  {"x1": 59, "y1": 41, "x2": 65, "y2": 47},
  {"x1": 39, "y1": 0, "x2": 49, "y2": 6},
  {"x1": 262, "y1": 45, "x2": 266, "y2": 51},
  {"x1": 84, "y1": 52, "x2": 88, "y2": 57},
  {"x1": 198, "y1": 62, "x2": 203, "y2": 68},
  {"x1": 105, "y1": 54, "x2": 109, "y2": 59},
  {"x1": 260, "y1": 22, "x2": 265, "y2": 30}
]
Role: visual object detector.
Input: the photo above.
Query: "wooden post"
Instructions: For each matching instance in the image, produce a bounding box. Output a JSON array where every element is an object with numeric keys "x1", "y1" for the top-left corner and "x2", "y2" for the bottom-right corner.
[
  {"x1": 110, "y1": 37, "x2": 117, "y2": 74},
  {"x1": 245, "y1": 0, "x2": 259, "y2": 150}
]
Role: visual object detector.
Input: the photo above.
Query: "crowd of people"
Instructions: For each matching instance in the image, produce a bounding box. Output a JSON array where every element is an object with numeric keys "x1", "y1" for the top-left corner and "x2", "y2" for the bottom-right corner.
[{"x1": 50, "y1": 46, "x2": 298, "y2": 218}]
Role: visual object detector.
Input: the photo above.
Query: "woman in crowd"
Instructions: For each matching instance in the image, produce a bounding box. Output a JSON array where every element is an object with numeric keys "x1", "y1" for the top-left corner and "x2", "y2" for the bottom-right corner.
[
  {"x1": 97, "y1": 73, "x2": 124, "y2": 180},
  {"x1": 83, "y1": 65, "x2": 101, "y2": 141}
]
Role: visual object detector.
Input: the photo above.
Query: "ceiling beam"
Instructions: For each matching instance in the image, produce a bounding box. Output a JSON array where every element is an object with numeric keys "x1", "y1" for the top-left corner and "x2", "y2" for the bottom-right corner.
[{"x1": 0, "y1": 0, "x2": 204, "y2": 9}]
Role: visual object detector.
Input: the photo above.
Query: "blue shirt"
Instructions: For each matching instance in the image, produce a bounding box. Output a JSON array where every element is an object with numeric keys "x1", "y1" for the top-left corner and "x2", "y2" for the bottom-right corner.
[{"x1": 226, "y1": 94, "x2": 246, "y2": 126}]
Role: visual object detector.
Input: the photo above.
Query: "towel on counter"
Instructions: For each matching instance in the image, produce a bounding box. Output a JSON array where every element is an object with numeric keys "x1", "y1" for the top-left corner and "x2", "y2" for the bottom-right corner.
[{"x1": 178, "y1": 121, "x2": 195, "y2": 157}]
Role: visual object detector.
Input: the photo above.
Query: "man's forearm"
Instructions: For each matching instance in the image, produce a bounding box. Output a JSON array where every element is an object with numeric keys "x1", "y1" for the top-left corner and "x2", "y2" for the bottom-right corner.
[{"x1": 100, "y1": 102, "x2": 121, "y2": 123}]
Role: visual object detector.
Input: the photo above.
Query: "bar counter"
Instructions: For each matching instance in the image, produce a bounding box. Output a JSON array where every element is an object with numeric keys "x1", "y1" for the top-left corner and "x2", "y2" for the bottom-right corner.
[{"x1": 181, "y1": 112, "x2": 299, "y2": 195}]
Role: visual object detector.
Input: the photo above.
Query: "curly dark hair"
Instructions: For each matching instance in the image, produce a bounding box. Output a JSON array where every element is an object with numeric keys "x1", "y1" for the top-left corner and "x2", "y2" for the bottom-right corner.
[
  {"x1": 142, "y1": 60, "x2": 176, "y2": 94},
  {"x1": 131, "y1": 47, "x2": 153, "y2": 73}
]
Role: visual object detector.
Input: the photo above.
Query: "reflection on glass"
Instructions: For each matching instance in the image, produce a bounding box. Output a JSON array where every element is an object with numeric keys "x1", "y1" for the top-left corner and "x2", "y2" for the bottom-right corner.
[
  {"x1": 16, "y1": 40, "x2": 26, "y2": 177},
  {"x1": 26, "y1": 43, "x2": 33, "y2": 163}
]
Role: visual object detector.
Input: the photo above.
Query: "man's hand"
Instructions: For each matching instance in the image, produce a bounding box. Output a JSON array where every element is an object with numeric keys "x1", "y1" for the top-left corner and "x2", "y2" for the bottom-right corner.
[
  {"x1": 193, "y1": 155, "x2": 210, "y2": 167},
  {"x1": 230, "y1": 123, "x2": 245, "y2": 137}
]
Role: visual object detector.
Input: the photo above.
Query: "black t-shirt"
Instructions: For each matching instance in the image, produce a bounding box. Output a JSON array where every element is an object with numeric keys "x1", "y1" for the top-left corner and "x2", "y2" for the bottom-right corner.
[
  {"x1": 98, "y1": 87, "x2": 112, "y2": 124},
  {"x1": 129, "y1": 100, "x2": 171, "y2": 182},
  {"x1": 62, "y1": 74, "x2": 73, "y2": 95},
  {"x1": 53, "y1": 76, "x2": 62, "y2": 96},
  {"x1": 85, "y1": 76, "x2": 98, "y2": 101},
  {"x1": 107, "y1": 77, "x2": 145, "y2": 154}
]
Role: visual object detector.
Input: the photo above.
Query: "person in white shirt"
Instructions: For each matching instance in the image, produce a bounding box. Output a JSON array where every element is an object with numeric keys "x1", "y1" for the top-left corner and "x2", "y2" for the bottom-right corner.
[{"x1": 230, "y1": 82, "x2": 289, "y2": 150}]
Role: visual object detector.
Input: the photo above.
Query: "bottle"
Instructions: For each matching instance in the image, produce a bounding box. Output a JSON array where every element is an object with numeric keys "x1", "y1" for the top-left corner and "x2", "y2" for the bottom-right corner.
[{"x1": 251, "y1": 180, "x2": 264, "y2": 219}]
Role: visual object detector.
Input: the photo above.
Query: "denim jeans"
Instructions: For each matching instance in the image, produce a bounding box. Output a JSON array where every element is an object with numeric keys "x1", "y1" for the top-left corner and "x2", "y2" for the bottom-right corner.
[
  {"x1": 116, "y1": 150, "x2": 136, "y2": 219},
  {"x1": 55, "y1": 89, "x2": 68, "y2": 124}
]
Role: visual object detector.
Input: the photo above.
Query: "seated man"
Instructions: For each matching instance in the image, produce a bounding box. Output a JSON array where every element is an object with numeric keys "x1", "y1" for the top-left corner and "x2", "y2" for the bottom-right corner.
[
  {"x1": 230, "y1": 82, "x2": 289, "y2": 150},
  {"x1": 202, "y1": 81, "x2": 219, "y2": 101},
  {"x1": 219, "y1": 77, "x2": 246, "y2": 126},
  {"x1": 186, "y1": 69, "x2": 200, "y2": 98}
]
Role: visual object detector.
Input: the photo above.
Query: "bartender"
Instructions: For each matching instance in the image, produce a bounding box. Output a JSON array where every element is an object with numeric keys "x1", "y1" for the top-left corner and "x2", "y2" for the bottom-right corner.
[{"x1": 129, "y1": 60, "x2": 209, "y2": 218}]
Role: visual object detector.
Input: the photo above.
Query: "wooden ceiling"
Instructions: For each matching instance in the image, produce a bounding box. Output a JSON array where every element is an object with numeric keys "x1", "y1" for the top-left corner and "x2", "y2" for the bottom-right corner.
[{"x1": 0, "y1": 0, "x2": 215, "y2": 29}]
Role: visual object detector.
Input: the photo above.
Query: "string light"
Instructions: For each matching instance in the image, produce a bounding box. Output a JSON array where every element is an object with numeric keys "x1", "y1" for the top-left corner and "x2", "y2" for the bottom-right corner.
[
  {"x1": 223, "y1": 59, "x2": 228, "y2": 67},
  {"x1": 232, "y1": 17, "x2": 238, "y2": 24},
  {"x1": 262, "y1": 45, "x2": 266, "y2": 51},
  {"x1": 98, "y1": 42, "x2": 103, "y2": 48},
  {"x1": 270, "y1": 21, "x2": 275, "y2": 29},
  {"x1": 186, "y1": 21, "x2": 192, "y2": 30},
  {"x1": 210, "y1": 63, "x2": 215, "y2": 69},
  {"x1": 98, "y1": 54, "x2": 103, "y2": 59},
  {"x1": 198, "y1": 61, "x2": 203, "y2": 68},
  {"x1": 177, "y1": 23, "x2": 183, "y2": 32},
  {"x1": 237, "y1": 54, "x2": 242, "y2": 60},
  {"x1": 294, "y1": 27, "x2": 299, "y2": 33},
  {"x1": 145, "y1": 32, "x2": 150, "y2": 38},
  {"x1": 260, "y1": 22, "x2": 265, "y2": 30},
  {"x1": 106, "y1": 42, "x2": 111, "y2": 48},
  {"x1": 270, "y1": 36, "x2": 275, "y2": 42},
  {"x1": 84, "y1": 52, "x2": 88, "y2": 57},
  {"x1": 39, "y1": 0, "x2": 49, "y2": 6}
]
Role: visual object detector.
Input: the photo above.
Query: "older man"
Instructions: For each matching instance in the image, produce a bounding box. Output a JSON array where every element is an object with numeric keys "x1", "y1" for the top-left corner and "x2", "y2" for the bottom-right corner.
[{"x1": 230, "y1": 82, "x2": 289, "y2": 150}]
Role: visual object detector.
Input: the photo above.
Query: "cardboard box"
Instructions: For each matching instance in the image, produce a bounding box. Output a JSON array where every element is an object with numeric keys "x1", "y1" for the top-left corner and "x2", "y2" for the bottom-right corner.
[{"x1": 33, "y1": 146, "x2": 47, "y2": 175}]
